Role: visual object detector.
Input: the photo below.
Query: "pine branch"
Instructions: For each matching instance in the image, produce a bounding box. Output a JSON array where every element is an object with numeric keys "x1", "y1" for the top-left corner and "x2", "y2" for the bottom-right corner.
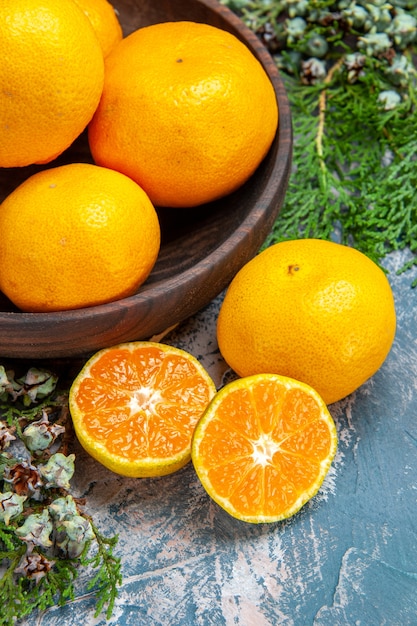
[
  {"x1": 83, "y1": 522, "x2": 122, "y2": 620},
  {"x1": 224, "y1": 0, "x2": 417, "y2": 285},
  {"x1": 0, "y1": 365, "x2": 121, "y2": 622}
]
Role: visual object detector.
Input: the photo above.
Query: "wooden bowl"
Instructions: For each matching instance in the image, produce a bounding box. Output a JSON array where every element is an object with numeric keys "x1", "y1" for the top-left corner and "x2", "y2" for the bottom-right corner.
[{"x1": 0, "y1": 0, "x2": 292, "y2": 360}]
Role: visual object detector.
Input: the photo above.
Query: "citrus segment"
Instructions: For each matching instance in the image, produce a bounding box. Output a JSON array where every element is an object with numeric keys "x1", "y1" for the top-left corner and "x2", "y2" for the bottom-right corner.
[
  {"x1": 88, "y1": 20, "x2": 278, "y2": 207},
  {"x1": 191, "y1": 374, "x2": 338, "y2": 523},
  {"x1": 69, "y1": 342, "x2": 217, "y2": 477},
  {"x1": 0, "y1": 0, "x2": 104, "y2": 167},
  {"x1": 217, "y1": 239, "x2": 396, "y2": 404}
]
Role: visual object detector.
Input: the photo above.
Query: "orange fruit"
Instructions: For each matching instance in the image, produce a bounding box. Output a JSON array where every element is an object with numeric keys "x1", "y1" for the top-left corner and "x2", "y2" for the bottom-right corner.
[
  {"x1": 192, "y1": 373, "x2": 338, "y2": 523},
  {"x1": 71, "y1": 0, "x2": 123, "y2": 58},
  {"x1": 0, "y1": 0, "x2": 104, "y2": 167},
  {"x1": 69, "y1": 341, "x2": 217, "y2": 477},
  {"x1": 88, "y1": 20, "x2": 278, "y2": 208},
  {"x1": 217, "y1": 239, "x2": 396, "y2": 405},
  {"x1": 0, "y1": 163, "x2": 160, "y2": 312}
]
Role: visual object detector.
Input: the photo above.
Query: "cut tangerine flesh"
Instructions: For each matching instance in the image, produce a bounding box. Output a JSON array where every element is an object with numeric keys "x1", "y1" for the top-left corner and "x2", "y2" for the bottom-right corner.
[
  {"x1": 69, "y1": 342, "x2": 216, "y2": 477},
  {"x1": 191, "y1": 374, "x2": 338, "y2": 523}
]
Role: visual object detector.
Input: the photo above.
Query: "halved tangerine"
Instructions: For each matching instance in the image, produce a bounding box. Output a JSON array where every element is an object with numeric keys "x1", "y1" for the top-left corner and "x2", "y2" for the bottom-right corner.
[
  {"x1": 69, "y1": 342, "x2": 217, "y2": 477},
  {"x1": 191, "y1": 373, "x2": 338, "y2": 523}
]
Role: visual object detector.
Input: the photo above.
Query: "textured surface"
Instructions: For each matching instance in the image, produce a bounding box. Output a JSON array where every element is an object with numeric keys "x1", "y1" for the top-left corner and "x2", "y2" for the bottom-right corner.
[{"x1": 19, "y1": 249, "x2": 417, "y2": 625}]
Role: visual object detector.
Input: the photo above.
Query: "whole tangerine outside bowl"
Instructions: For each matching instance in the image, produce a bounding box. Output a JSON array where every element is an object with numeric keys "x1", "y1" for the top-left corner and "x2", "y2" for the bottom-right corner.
[{"x1": 0, "y1": 0, "x2": 292, "y2": 360}]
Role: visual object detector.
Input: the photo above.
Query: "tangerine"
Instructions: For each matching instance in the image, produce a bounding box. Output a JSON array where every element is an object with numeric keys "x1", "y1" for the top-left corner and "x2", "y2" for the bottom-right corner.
[
  {"x1": 69, "y1": 341, "x2": 217, "y2": 477},
  {"x1": 192, "y1": 373, "x2": 338, "y2": 523},
  {"x1": 88, "y1": 20, "x2": 278, "y2": 207},
  {"x1": 0, "y1": 0, "x2": 104, "y2": 167},
  {"x1": 217, "y1": 239, "x2": 396, "y2": 405},
  {"x1": 0, "y1": 163, "x2": 160, "y2": 312},
  {"x1": 71, "y1": 0, "x2": 123, "y2": 58}
]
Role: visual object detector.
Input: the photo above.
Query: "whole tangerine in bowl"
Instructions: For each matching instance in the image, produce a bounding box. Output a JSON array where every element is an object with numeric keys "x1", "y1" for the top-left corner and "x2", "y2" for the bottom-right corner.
[
  {"x1": 0, "y1": 163, "x2": 160, "y2": 312},
  {"x1": 0, "y1": 0, "x2": 104, "y2": 168},
  {"x1": 88, "y1": 20, "x2": 279, "y2": 208}
]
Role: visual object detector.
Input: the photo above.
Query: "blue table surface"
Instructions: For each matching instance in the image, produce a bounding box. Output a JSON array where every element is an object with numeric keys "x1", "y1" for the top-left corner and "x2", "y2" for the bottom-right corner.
[{"x1": 21, "y1": 248, "x2": 417, "y2": 626}]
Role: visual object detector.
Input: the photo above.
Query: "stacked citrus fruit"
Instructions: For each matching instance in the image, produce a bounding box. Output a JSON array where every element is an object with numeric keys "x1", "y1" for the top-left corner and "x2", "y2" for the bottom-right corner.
[{"x1": 0, "y1": 1, "x2": 278, "y2": 311}]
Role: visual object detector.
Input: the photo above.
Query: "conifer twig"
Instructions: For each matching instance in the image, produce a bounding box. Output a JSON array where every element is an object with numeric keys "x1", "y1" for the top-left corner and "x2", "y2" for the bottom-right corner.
[{"x1": 316, "y1": 57, "x2": 345, "y2": 175}]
